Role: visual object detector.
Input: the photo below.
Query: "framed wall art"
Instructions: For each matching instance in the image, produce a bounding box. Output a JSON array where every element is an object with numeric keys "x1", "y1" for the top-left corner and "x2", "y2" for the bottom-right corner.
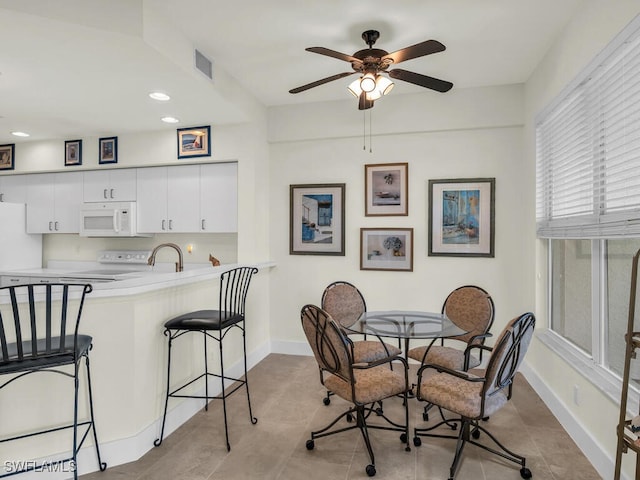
[
  {"x1": 177, "y1": 125, "x2": 211, "y2": 159},
  {"x1": 290, "y1": 183, "x2": 345, "y2": 256},
  {"x1": 360, "y1": 227, "x2": 414, "y2": 272},
  {"x1": 428, "y1": 178, "x2": 495, "y2": 257},
  {"x1": 64, "y1": 139, "x2": 82, "y2": 166},
  {"x1": 99, "y1": 136, "x2": 118, "y2": 164},
  {"x1": 365, "y1": 162, "x2": 408, "y2": 216},
  {"x1": 0, "y1": 144, "x2": 15, "y2": 171}
]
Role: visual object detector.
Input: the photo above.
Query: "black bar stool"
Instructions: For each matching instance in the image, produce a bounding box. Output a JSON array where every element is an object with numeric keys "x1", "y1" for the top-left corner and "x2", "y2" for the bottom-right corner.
[
  {"x1": 0, "y1": 283, "x2": 106, "y2": 479},
  {"x1": 154, "y1": 266, "x2": 259, "y2": 451}
]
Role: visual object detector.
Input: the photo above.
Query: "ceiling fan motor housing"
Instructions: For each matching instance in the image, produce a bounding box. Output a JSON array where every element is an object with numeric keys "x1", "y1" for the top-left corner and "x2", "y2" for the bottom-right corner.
[{"x1": 362, "y1": 30, "x2": 380, "y2": 47}]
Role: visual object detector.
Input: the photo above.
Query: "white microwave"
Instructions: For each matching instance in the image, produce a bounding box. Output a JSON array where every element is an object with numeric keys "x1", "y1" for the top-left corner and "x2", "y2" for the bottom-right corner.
[{"x1": 79, "y1": 202, "x2": 148, "y2": 237}]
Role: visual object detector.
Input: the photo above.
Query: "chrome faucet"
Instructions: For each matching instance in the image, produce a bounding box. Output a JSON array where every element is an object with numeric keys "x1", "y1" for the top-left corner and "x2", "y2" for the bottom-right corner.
[{"x1": 148, "y1": 243, "x2": 184, "y2": 272}]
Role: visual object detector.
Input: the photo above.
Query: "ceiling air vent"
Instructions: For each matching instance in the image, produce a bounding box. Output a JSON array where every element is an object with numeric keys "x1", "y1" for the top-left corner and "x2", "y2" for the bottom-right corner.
[{"x1": 194, "y1": 49, "x2": 213, "y2": 80}]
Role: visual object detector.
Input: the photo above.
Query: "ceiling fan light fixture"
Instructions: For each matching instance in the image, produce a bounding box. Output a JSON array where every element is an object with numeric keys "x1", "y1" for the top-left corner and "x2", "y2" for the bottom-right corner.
[
  {"x1": 376, "y1": 75, "x2": 394, "y2": 96},
  {"x1": 360, "y1": 73, "x2": 376, "y2": 93},
  {"x1": 347, "y1": 78, "x2": 362, "y2": 97},
  {"x1": 366, "y1": 86, "x2": 383, "y2": 101}
]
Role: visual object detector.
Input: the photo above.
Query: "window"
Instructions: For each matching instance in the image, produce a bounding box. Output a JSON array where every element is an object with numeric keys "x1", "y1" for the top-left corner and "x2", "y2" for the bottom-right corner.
[{"x1": 536, "y1": 17, "x2": 640, "y2": 395}]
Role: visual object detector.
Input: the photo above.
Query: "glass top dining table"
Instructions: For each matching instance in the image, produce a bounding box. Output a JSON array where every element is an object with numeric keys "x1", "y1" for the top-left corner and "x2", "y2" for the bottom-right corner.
[{"x1": 344, "y1": 310, "x2": 466, "y2": 358}]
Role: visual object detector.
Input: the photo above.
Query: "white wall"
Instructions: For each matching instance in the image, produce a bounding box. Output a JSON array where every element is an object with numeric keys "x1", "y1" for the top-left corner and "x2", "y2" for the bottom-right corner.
[
  {"x1": 267, "y1": 84, "x2": 531, "y2": 355},
  {"x1": 524, "y1": 2, "x2": 640, "y2": 479}
]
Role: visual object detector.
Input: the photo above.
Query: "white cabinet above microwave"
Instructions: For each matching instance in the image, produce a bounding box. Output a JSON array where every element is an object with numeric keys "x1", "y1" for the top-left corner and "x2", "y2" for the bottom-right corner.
[{"x1": 84, "y1": 169, "x2": 136, "y2": 202}]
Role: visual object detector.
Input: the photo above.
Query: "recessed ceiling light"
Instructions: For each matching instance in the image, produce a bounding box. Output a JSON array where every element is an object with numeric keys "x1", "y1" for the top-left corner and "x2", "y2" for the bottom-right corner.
[
  {"x1": 11, "y1": 131, "x2": 29, "y2": 137},
  {"x1": 161, "y1": 116, "x2": 179, "y2": 124},
  {"x1": 149, "y1": 92, "x2": 171, "y2": 101}
]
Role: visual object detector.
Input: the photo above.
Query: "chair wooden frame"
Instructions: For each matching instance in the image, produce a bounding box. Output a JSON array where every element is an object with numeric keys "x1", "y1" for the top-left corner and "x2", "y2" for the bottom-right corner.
[{"x1": 301, "y1": 304, "x2": 410, "y2": 477}]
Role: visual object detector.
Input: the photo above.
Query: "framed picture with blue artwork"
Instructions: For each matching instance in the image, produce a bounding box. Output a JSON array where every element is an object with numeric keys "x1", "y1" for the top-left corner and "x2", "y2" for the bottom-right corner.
[
  {"x1": 177, "y1": 125, "x2": 211, "y2": 159},
  {"x1": 428, "y1": 178, "x2": 495, "y2": 257},
  {"x1": 290, "y1": 183, "x2": 345, "y2": 256}
]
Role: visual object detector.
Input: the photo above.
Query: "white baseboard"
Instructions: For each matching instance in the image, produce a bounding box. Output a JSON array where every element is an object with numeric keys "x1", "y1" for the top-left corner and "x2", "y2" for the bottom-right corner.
[{"x1": 519, "y1": 361, "x2": 628, "y2": 480}]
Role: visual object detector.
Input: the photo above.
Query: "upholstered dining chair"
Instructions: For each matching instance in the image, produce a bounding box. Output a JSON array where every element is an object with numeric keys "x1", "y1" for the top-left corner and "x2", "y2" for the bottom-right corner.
[
  {"x1": 412, "y1": 312, "x2": 536, "y2": 480},
  {"x1": 301, "y1": 304, "x2": 410, "y2": 477},
  {"x1": 320, "y1": 281, "x2": 401, "y2": 406},
  {"x1": 408, "y1": 285, "x2": 495, "y2": 371}
]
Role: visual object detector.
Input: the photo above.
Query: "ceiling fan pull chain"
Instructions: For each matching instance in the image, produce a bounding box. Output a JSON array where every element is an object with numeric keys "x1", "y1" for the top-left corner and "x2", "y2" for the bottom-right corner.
[
  {"x1": 363, "y1": 110, "x2": 366, "y2": 150},
  {"x1": 369, "y1": 110, "x2": 373, "y2": 153}
]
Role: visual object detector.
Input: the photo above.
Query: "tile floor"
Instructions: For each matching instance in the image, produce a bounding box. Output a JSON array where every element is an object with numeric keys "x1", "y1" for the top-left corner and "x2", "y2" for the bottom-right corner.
[{"x1": 81, "y1": 354, "x2": 602, "y2": 480}]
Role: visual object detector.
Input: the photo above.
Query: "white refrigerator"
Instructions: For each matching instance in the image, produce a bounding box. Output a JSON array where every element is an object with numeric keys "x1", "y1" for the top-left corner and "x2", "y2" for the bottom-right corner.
[{"x1": 0, "y1": 202, "x2": 42, "y2": 270}]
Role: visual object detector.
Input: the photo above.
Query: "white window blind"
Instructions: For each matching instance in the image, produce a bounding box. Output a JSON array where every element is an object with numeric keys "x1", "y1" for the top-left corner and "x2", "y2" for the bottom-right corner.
[{"x1": 536, "y1": 18, "x2": 640, "y2": 238}]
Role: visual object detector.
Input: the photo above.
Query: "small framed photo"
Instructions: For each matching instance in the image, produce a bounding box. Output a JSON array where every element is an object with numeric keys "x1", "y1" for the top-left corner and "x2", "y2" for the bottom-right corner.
[
  {"x1": 365, "y1": 162, "x2": 408, "y2": 216},
  {"x1": 290, "y1": 183, "x2": 345, "y2": 256},
  {"x1": 177, "y1": 125, "x2": 211, "y2": 159},
  {"x1": 99, "y1": 137, "x2": 118, "y2": 164},
  {"x1": 64, "y1": 140, "x2": 82, "y2": 166},
  {"x1": 0, "y1": 144, "x2": 15, "y2": 171},
  {"x1": 429, "y1": 178, "x2": 495, "y2": 257},
  {"x1": 360, "y1": 228, "x2": 414, "y2": 272}
]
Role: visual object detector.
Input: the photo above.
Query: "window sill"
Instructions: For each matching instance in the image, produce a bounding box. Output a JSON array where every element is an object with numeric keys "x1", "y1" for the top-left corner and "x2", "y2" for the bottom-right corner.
[{"x1": 536, "y1": 329, "x2": 638, "y2": 415}]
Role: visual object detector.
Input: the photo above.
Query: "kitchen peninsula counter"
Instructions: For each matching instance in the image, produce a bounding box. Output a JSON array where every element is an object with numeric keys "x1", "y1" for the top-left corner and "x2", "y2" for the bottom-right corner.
[{"x1": 0, "y1": 261, "x2": 275, "y2": 475}]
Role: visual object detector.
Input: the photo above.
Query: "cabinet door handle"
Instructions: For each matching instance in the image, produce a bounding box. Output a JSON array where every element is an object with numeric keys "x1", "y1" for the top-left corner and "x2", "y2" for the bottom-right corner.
[
  {"x1": 162, "y1": 220, "x2": 166, "y2": 231},
  {"x1": 110, "y1": 189, "x2": 114, "y2": 199},
  {"x1": 103, "y1": 189, "x2": 108, "y2": 199},
  {"x1": 49, "y1": 221, "x2": 53, "y2": 231},
  {"x1": 168, "y1": 219, "x2": 173, "y2": 230},
  {"x1": 201, "y1": 219, "x2": 206, "y2": 230},
  {"x1": 0, "y1": 193, "x2": 4, "y2": 202},
  {"x1": 54, "y1": 221, "x2": 59, "y2": 231}
]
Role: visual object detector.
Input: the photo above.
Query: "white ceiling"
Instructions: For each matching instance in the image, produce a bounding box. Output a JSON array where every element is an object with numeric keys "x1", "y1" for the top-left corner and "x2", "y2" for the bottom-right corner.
[{"x1": 0, "y1": 0, "x2": 585, "y2": 145}]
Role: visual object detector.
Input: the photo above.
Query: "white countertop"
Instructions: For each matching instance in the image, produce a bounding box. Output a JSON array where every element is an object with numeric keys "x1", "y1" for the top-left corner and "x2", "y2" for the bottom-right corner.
[{"x1": 0, "y1": 261, "x2": 276, "y2": 298}]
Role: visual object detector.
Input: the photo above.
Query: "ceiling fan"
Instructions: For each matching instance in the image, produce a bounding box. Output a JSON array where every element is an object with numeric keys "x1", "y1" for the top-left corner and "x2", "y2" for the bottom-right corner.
[{"x1": 289, "y1": 29, "x2": 453, "y2": 110}]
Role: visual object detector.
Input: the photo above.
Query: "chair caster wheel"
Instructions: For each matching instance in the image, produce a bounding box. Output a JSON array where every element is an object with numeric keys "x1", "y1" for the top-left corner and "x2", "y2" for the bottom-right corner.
[
  {"x1": 400, "y1": 433, "x2": 407, "y2": 443},
  {"x1": 472, "y1": 428, "x2": 480, "y2": 439},
  {"x1": 306, "y1": 440, "x2": 314, "y2": 450},
  {"x1": 450, "y1": 423, "x2": 457, "y2": 430},
  {"x1": 422, "y1": 412, "x2": 429, "y2": 421},
  {"x1": 482, "y1": 416, "x2": 490, "y2": 421},
  {"x1": 413, "y1": 436, "x2": 422, "y2": 447},
  {"x1": 323, "y1": 397, "x2": 330, "y2": 406},
  {"x1": 346, "y1": 413, "x2": 354, "y2": 422},
  {"x1": 375, "y1": 407, "x2": 384, "y2": 416},
  {"x1": 366, "y1": 464, "x2": 376, "y2": 477},
  {"x1": 520, "y1": 467, "x2": 532, "y2": 479}
]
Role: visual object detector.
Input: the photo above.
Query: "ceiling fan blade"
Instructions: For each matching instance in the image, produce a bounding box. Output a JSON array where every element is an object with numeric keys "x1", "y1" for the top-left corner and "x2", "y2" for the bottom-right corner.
[
  {"x1": 358, "y1": 92, "x2": 374, "y2": 110},
  {"x1": 383, "y1": 39, "x2": 446, "y2": 64},
  {"x1": 289, "y1": 71, "x2": 356, "y2": 94},
  {"x1": 388, "y1": 68, "x2": 453, "y2": 92},
  {"x1": 306, "y1": 47, "x2": 361, "y2": 64}
]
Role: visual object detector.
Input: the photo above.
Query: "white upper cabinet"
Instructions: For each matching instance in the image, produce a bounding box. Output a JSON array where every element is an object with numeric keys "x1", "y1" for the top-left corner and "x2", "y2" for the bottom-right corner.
[
  {"x1": 0, "y1": 174, "x2": 28, "y2": 203},
  {"x1": 26, "y1": 172, "x2": 83, "y2": 233},
  {"x1": 136, "y1": 165, "x2": 200, "y2": 233},
  {"x1": 83, "y1": 169, "x2": 136, "y2": 202},
  {"x1": 137, "y1": 163, "x2": 237, "y2": 234},
  {"x1": 200, "y1": 163, "x2": 238, "y2": 232}
]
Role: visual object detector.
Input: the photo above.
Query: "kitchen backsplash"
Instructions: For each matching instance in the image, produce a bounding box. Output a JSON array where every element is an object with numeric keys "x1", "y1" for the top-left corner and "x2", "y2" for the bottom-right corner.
[{"x1": 42, "y1": 233, "x2": 237, "y2": 267}]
